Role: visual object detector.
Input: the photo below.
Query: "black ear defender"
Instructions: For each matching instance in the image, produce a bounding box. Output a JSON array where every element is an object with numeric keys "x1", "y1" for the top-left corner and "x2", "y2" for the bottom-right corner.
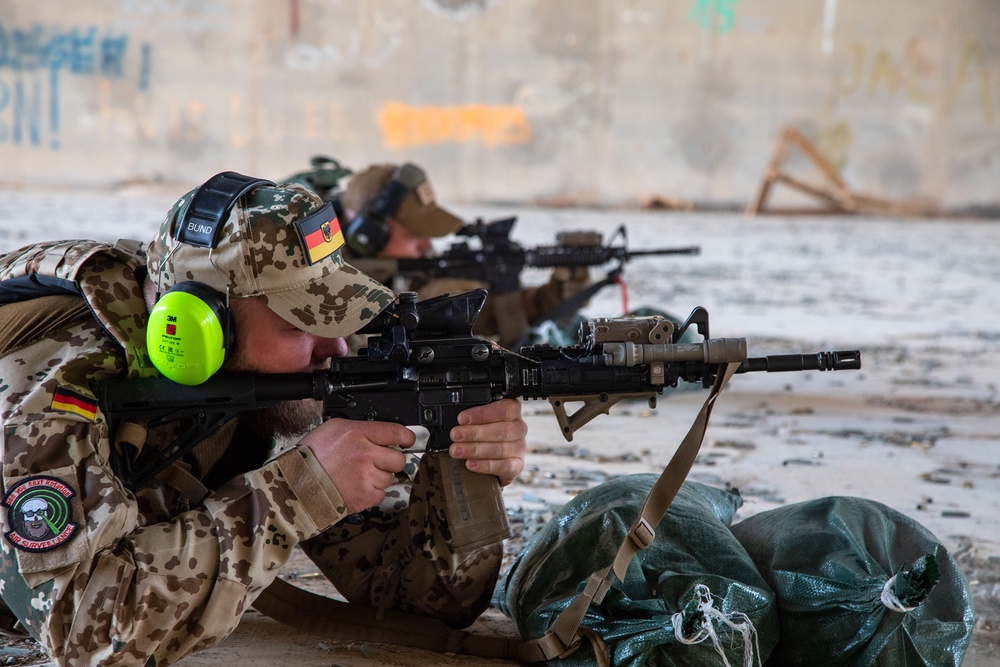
[
  {"x1": 345, "y1": 163, "x2": 426, "y2": 257},
  {"x1": 147, "y1": 172, "x2": 274, "y2": 385}
]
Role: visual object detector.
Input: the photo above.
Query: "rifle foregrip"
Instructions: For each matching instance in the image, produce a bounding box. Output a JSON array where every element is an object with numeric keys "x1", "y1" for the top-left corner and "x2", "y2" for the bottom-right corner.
[{"x1": 441, "y1": 456, "x2": 512, "y2": 553}]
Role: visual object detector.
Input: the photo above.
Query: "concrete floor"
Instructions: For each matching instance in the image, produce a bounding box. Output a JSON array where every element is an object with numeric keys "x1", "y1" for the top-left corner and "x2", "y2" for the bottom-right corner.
[{"x1": 1, "y1": 189, "x2": 997, "y2": 665}]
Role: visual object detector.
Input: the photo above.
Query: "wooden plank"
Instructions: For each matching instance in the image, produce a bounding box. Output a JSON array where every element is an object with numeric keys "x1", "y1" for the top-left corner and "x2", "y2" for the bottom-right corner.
[{"x1": 747, "y1": 124, "x2": 939, "y2": 219}]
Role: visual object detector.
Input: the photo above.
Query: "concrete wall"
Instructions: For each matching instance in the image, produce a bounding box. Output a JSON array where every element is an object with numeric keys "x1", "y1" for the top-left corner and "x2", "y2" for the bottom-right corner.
[{"x1": 1, "y1": 0, "x2": 998, "y2": 210}]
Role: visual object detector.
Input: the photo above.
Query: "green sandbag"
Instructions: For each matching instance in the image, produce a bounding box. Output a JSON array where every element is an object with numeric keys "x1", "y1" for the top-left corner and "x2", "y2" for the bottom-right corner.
[
  {"x1": 495, "y1": 476, "x2": 779, "y2": 666},
  {"x1": 730, "y1": 496, "x2": 975, "y2": 666}
]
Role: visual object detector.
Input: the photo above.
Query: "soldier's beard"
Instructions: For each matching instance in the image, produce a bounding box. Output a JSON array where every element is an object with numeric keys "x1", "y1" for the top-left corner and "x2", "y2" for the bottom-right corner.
[
  {"x1": 240, "y1": 400, "x2": 321, "y2": 440},
  {"x1": 221, "y1": 353, "x2": 323, "y2": 440}
]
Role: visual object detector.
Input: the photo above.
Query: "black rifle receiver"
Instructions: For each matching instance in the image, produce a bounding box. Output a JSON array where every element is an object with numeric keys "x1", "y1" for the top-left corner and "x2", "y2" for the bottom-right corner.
[
  {"x1": 352, "y1": 218, "x2": 700, "y2": 296},
  {"x1": 98, "y1": 290, "x2": 861, "y2": 552}
]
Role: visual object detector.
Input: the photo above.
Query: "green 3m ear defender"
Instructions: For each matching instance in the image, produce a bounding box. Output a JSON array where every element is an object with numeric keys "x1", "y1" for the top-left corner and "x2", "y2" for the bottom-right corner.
[
  {"x1": 147, "y1": 280, "x2": 235, "y2": 385},
  {"x1": 147, "y1": 172, "x2": 274, "y2": 385}
]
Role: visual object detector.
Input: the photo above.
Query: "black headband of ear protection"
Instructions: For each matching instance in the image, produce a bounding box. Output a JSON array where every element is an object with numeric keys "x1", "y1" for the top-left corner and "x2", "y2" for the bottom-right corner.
[
  {"x1": 368, "y1": 163, "x2": 429, "y2": 220},
  {"x1": 368, "y1": 170, "x2": 410, "y2": 220},
  {"x1": 178, "y1": 171, "x2": 276, "y2": 248}
]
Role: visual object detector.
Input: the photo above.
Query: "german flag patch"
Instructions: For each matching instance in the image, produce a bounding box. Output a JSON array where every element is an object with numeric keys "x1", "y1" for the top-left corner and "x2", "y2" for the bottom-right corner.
[
  {"x1": 51, "y1": 387, "x2": 98, "y2": 421},
  {"x1": 293, "y1": 202, "x2": 344, "y2": 265}
]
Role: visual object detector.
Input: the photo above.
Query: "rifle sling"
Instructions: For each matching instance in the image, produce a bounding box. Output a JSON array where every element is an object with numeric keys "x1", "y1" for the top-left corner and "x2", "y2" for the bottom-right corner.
[
  {"x1": 542, "y1": 361, "x2": 740, "y2": 657},
  {"x1": 252, "y1": 361, "x2": 740, "y2": 663}
]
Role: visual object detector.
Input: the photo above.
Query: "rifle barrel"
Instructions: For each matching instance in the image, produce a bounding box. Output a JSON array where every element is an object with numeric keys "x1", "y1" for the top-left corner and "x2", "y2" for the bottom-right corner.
[
  {"x1": 739, "y1": 350, "x2": 861, "y2": 373},
  {"x1": 625, "y1": 245, "x2": 701, "y2": 257}
]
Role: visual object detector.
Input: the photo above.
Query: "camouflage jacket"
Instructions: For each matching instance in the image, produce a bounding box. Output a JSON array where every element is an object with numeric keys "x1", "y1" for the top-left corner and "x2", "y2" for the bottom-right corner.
[{"x1": 0, "y1": 241, "x2": 348, "y2": 665}]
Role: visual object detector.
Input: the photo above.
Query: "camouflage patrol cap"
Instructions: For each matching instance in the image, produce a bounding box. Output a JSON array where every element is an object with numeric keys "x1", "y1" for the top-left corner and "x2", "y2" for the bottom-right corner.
[
  {"x1": 146, "y1": 179, "x2": 395, "y2": 338},
  {"x1": 342, "y1": 163, "x2": 463, "y2": 237}
]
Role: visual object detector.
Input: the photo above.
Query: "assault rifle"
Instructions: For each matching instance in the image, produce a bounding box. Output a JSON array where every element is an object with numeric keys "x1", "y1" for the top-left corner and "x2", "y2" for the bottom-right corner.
[
  {"x1": 351, "y1": 216, "x2": 699, "y2": 309},
  {"x1": 98, "y1": 289, "x2": 861, "y2": 552}
]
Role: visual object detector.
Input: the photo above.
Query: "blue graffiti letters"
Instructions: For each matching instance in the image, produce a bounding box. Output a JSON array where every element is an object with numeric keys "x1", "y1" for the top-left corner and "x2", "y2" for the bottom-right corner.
[{"x1": 0, "y1": 20, "x2": 129, "y2": 78}]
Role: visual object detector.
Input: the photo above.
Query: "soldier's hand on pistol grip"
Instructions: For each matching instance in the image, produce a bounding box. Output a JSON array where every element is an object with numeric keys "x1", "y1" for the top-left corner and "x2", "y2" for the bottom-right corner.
[
  {"x1": 448, "y1": 398, "x2": 527, "y2": 487},
  {"x1": 299, "y1": 419, "x2": 416, "y2": 514}
]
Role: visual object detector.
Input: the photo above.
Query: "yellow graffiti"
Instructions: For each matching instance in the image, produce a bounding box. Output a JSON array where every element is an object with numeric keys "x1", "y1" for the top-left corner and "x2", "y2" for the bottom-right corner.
[
  {"x1": 945, "y1": 42, "x2": 995, "y2": 123},
  {"x1": 904, "y1": 39, "x2": 934, "y2": 104},
  {"x1": 838, "y1": 41, "x2": 866, "y2": 96},
  {"x1": 378, "y1": 102, "x2": 531, "y2": 149},
  {"x1": 839, "y1": 39, "x2": 996, "y2": 122},
  {"x1": 867, "y1": 51, "x2": 901, "y2": 94}
]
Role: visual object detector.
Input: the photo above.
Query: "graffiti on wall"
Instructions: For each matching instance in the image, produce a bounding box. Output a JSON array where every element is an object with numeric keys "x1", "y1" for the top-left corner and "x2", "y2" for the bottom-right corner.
[
  {"x1": 420, "y1": 0, "x2": 501, "y2": 22},
  {"x1": 284, "y1": 2, "x2": 406, "y2": 71},
  {"x1": 95, "y1": 91, "x2": 531, "y2": 152},
  {"x1": 688, "y1": 0, "x2": 739, "y2": 34},
  {"x1": 378, "y1": 102, "x2": 532, "y2": 149},
  {"x1": 0, "y1": 20, "x2": 150, "y2": 149},
  {"x1": 838, "y1": 39, "x2": 997, "y2": 123}
]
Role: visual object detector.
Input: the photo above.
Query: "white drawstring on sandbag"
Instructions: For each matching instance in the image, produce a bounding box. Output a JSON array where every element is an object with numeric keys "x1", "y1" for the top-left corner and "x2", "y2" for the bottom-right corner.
[
  {"x1": 671, "y1": 584, "x2": 762, "y2": 667},
  {"x1": 880, "y1": 575, "x2": 919, "y2": 613}
]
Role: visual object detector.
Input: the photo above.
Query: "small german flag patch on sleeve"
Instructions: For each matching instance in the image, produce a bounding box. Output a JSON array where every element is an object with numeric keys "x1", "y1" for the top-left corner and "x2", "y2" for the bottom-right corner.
[
  {"x1": 293, "y1": 202, "x2": 344, "y2": 265},
  {"x1": 51, "y1": 387, "x2": 99, "y2": 421}
]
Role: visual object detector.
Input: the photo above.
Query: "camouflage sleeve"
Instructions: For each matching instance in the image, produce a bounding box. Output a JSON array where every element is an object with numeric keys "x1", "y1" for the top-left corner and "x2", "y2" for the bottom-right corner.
[
  {"x1": 1, "y1": 415, "x2": 347, "y2": 666},
  {"x1": 300, "y1": 451, "x2": 502, "y2": 629}
]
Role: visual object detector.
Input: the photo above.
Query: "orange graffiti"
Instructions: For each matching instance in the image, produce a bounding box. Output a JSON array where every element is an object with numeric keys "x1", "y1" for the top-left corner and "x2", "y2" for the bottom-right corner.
[
  {"x1": 228, "y1": 94, "x2": 249, "y2": 149},
  {"x1": 378, "y1": 102, "x2": 531, "y2": 149},
  {"x1": 167, "y1": 99, "x2": 206, "y2": 145},
  {"x1": 98, "y1": 80, "x2": 157, "y2": 142}
]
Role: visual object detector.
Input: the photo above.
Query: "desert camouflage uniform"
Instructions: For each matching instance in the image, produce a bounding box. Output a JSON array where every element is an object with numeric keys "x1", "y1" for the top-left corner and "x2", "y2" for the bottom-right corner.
[{"x1": 0, "y1": 224, "x2": 501, "y2": 662}]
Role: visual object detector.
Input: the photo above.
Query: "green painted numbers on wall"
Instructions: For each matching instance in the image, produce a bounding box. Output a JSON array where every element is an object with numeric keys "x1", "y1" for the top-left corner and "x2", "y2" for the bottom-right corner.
[{"x1": 689, "y1": 0, "x2": 739, "y2": 34}]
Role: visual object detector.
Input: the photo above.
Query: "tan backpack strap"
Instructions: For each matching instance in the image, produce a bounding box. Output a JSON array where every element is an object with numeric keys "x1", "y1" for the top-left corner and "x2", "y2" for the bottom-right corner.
[
  {"x1": 0, "y1": 294, "x2": 92, "y2": 356},
  {"x1": 113, "y1": 238, "x2": 145, "y2": 256},
  {"x1": 112, "y1": 421, "x2": 149, "y2": 457},
  {"x1": 155, "y1": 462, "x2": 211, "y2": 505}
]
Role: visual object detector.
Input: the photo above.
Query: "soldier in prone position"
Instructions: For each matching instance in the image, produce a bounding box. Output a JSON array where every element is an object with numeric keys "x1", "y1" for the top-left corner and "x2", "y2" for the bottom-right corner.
[
  {"x1": 0, "y1": 175, "x2": 526, "y2": 665},
  {"x1": 339, "y1": 162, "x2": 592, "y2": 348}
]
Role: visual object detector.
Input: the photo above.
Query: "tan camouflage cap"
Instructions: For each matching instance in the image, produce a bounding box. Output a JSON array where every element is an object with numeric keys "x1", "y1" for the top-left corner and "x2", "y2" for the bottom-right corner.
[
  {"x1": 146, "y1": 179, "x2": 395, "y2": 338},
  {"x1": 342, "y1": 163, "x2": 463, "y2": 237}
]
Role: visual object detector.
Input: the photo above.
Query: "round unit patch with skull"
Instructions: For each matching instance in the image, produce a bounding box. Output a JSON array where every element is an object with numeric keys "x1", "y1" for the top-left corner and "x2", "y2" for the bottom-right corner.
[{"x1": 3, "y1": 476, "x2": 79, "y2": 552}]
